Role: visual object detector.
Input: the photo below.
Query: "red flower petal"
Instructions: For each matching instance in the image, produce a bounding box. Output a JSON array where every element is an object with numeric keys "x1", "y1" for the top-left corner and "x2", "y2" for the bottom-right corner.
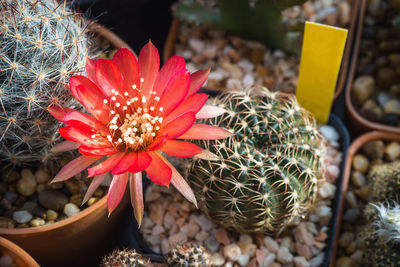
[
  {"x1": 157, "y1": 70, "x2": 190, "y2": 116},
  {"x1": 85, "y1": 58, "x2": 98, "y2": 85},
  {"x1": 111, "y1": 152, "x2": 137, "y2": 175},
  {"x1": 107, "y1": 173, "x2": 129, "y2": 215},
  {"x1": 129, "y1": 172, "x2": 144, "y2": 226},
  {"x1": 160, "y1": 140, "x2": 202, "y2": 157},
  {"x1": 59, "y1": 126, "x2": 111, "y2": 148},
  {"x1": 52, "y1": 156, "x2": 99, "y2": 183},
  {"x1": 87, "y1": 152, "x2": 126, "y2": 177},
  {"x1": 83, "y1": 173, "x2": 106, "y2": 204},
  {"x1": 159, "y1": 154, "x2": 197, "y2": 207},
  {"x1": 145, "y1": 152, "x2": 172, "y2": 186},
  {"x1": 147, "y1": 134, "x2": 168, "y2": 151},
  {"x1": 69, "y1": 76, "x2": 110, "y2": 121},
  {"x1": 128, "y1": 151, "x2": 152, "y2": 173},
  {"x1": 50, "y1": 141, "x2": 80, "y2": 153},
  {"x1": 177, "y1": 124, "x2": 234, "y2": 140},
  {"x1": 196, "y1": 105, "x2": 227, "y2": 119},
  {"x1": 95, "y1": 59, "x2": 127, "y2": 98},
  {"x1": 63, "y1": 111, "x2": 108, "y2": 134},
  {"x1": 138, "y1": 41, "x2": 160, "y2": 97},
  {"x1": 157, "y1": 112, "x2": 196, "y2": 140},
  {"x1": 47, "y1": 106, "x2": 75, "y2": 121},
  {"x1": 187, "y1": 69, "x2": 210, "y2": 97},
  {"x1": 163, "y1": 93, "x2": 208, "y2": 125},
  {"x1": 79, "y1": 146, "x2": 117, "y2": 157},
  {"x1": 151, "y1": 56, "x2": 186, "y2": 97},
  {"x1": 112, "y1": 48, "x2": 140, "y2": 92}
]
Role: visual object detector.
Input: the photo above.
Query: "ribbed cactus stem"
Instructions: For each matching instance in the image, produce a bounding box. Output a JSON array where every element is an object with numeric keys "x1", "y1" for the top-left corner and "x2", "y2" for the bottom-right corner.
[
  {"x1": 101, "y1": 249, "x2": 153, "y2": 267},
  {"x1": 186, "y1": 87, "x2": 325, "y2": 234},
  {"x1": 0, "y1": 0, "x2": 88, "y2": 166}
]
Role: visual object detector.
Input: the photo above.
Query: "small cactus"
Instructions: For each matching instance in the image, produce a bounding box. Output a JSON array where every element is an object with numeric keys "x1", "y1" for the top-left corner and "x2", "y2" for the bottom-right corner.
[
  {"x1": 0, "y1": 0, "x2": 88, "y2": 166},
  {"x1": 101, "y1": 248, "x2": 153, "y2": 267},
  {"x1": 165, "y1": 243, "x2": 210, "y2": 267},
  {"x1": 186, "y1": 87, "x2": 325, "y2": 234},
  {"x1": 363, "y1": 202, "x2": 400, "y2": 267},
  {"x1": 368, "y1": 161, "x2": 400, "y2": 203},
  {"x1": 173, "y1": 0, "x2": 306, "y2": 53}
]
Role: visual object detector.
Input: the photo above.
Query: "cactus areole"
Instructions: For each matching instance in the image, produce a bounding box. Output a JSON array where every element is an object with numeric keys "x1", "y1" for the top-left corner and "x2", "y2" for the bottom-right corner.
[
  {"x1": 47, "y1": 42, "x2": 232, "y2": 224},
  {"x1": 187, "y1": 88, "x2": 326, "y2": 234}
]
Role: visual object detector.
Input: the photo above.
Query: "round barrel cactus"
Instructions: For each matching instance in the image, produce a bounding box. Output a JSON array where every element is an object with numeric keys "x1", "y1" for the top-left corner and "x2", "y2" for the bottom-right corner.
[
  {"x1": 0, "y1": 0, "x2": 88, "y2": 166},
  {"x1": 165, "y1": 243, "x2": 210, "y2": 267},
  {"x1": 102, "y1": 249, "x2": 153, "y2": 267},
  {"x1": 186, "y1": 87, "x2": 326, "y2": 233}
]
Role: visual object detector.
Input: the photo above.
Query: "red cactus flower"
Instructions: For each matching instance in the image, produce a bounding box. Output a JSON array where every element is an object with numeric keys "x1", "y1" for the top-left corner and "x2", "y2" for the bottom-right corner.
[{"x1": 47, "y1": 42, "x2": 232, "y2": 225}]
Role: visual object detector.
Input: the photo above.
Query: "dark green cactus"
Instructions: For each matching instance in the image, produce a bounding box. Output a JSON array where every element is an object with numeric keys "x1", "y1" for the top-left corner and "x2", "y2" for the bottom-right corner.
[
  {"x1": 0, "y1": 0, "x2": 88, "y2": 166},
  {"x1": 165, "y1": 243, "x2": 210, "y2": 267},
  {"x1": 101, "y1": 249, "x2": 153, "y2": 267},
  {"x1": 186, "y1": 87, "x2": 325, "y2": 234},
  {"x1": 368, "y1": 161, "x2": 400, "y2": 203},
  {"x1": 173, "y1": 0, "x2": 306, "y2": 53},
  {"x1": 363, "y1": 202, "x2": 400, "y2": 267}
]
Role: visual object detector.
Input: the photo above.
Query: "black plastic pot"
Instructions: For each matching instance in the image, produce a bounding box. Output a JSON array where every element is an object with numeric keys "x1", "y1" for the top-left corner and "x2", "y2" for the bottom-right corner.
[{"x1": 116, "y1": 90, "x2": 350, "y2": 266}]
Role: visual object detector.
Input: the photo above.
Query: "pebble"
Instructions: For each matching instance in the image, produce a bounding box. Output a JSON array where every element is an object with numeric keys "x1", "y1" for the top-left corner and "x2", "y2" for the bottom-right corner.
[
  {"x1": 237, "y1": 241, "x2": 256, "y2": 257},
  {"x1": 350, "y1": 250, "x2": 363, "y2": 263},
  {"x1": 39, "y1": 190, "x2": 68, "y2": 211},
  {"x1": 87, "y1": 197, "x2": 98, "y2": 206},
  {"x1": 384, "y1": 141, "x2": 400, "y2": 161},
  {"x1": 345, "y1": 191, "x2": 358, "y2": 208},
  {"x1": 319, "y1": 125, "x2": 339, "y2": 142},
  {"x1": 30, "y1": 218, "x2": 45, "y2": 227},
  {"x1": 294, "y1": 256, "x2": 310, "y2": 267},
  {"x1": 352, "y1": 154, "x2": 370, "y2": 173},
  {"x1": 34, "y1": 168, "x2": 50, "y2": 184},
  {"x1": 2, "y1": 170, "x2": 20, "y2": 183},
  {"x1": 310, "y1": 252, "x2": 324, "y2": 267},
  {"x1": 0, "y1": 217, "x2": 15, "y2": 228},
  {"x1": 350, "y1": 171, "x2": 366, "y2": 188},
  {"x1": 191, "y1": 214, "x2": 214, "y2": 231},
  {"x1": 342, "y1": 208, "x2": 360, "y2": 223},
  {"x1": 352, "y1": 75, "x2": 375, "y2": 105},
  {"x1": 13, "y1": 210, "x2": 32, "y2": 224},
  {"x1": 223, "y1": 244, "x2": 241, "y2": 261},
  {"x1": 205, "y1": 235, "x2": 220, "y2": 253},
  {"x1": 277, "y1": 246, "x2": 293, "y2": 264},
  {"x1": 168, "y1": 232, "x2": 188, "y2": 247},
  {"x1": 216, "y1": 227, "x2": 230, "y2": 245},
  {"x1": 0, "y1": 255, "x2": 13, "y2": 266},
  {"x1": 4, "y1": 192, "x2": 17, "y2": 203},
  {"x1": 237, "y1": 254, "x2": 250, "y2": 266},
  {"x1": 46, "y1": 209, "x2": 58, "y2": 221},
  {"x1": 209, "y1": 253, "x2": 225, "y2": 266},
  {"x1": 17, "y1": 169, "x2": 37, "y2": 196},
  {"x1": 188, "y1": 38, "x2": 205, "y2": 53},
  {"x1": 63, "y1": 203, "x2": 80, "y2": 217},
  {"x1": 335, "y1": 257, "x2": 354, "y2": 267},
  {"x1": 264, "y1": 236, "x2": 279, "y2": 254},
  {"x1": 318, "y1": 182, "x2": 336, "y2": 199},
  {"x1": 362, "y1": 140, "x2": 385, "y2": 160},
  {"x1": 384, "y1": 99, "x2": 400, "y2": 115},
  {"x1": 339, "y1": 232, "x2": 355, "y2": 248},
  {"x1": 149, "y1": 203, "x2": 165, "y2": 225}
]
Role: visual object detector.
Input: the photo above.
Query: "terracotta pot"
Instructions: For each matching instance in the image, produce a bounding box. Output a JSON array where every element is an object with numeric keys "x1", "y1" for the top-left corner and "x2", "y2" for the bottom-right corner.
[
  {"x1": 345, "y1": 0, "x2": 400, "y2": 135},
  {"x1": 163, "y1": 0, "x2": 359, "y2": 103},
  {"x1": 0, "y1": 237, "x2": 39, "y2": 267},
  {"x1": 0, "y1": 24, "x2": 132, "y2": 267},
  {"x1": 329, "y1": 131, "x2": 400, "y2": 267}
]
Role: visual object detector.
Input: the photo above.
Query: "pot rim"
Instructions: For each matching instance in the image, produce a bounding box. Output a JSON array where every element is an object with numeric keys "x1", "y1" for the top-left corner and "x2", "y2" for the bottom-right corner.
[
  {"x1": 0, "y1": 236, "x2": 39, "y2": 267},
  {"x1": 329, "y1": 130, "x2": 400, "y2": 267},
  {"x1": 345, "y1": 0, "x2": 400, "y2": 134},
  {"x1": 0, "y1": 23, "x2": 132, "y2": 236}
]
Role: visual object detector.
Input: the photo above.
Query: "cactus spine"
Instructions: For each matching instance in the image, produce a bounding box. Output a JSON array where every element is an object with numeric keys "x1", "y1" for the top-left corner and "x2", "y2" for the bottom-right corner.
[
  {"x1": 165, "y1": 243, "x2": 210, "y2": 267},
  {"x1": 0, "y1": 0, "x2": 88, "y2": 166},
  {"x1": 101, "y1": 249, "x2": 153, "y2": 267},
  {"x1": 186, "y1": 87, "x2": 325, "y2": 234}
]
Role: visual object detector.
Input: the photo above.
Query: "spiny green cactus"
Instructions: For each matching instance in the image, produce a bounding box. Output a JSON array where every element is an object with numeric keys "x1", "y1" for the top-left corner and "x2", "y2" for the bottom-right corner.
[
  {"x1": 101, "y1": 249, "x2": 153, "y2": 267},
  {"x1": 0, "y1": 0, "x2": 88, "y2": 166},
  {"x1": 363, "y1": 202, "x2": 400, "y2": 267},
  {"x1": 186, "y1": 87, "x2": 325, "y2": 234},
  {"x1": 165, "y1": 243, "x2": 210, "y2": 267},
  {"x1": 368, "y1": 161, "x2": 400, "y2": 203},
  {"x1": 173, "y1": 0, "x2": 306, "y2": 53}
]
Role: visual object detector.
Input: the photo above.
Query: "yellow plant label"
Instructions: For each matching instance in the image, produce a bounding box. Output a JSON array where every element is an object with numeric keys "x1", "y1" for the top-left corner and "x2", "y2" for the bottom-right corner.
[{"x1": 296, "y1": 21, "x2": 348, "y2": 123}]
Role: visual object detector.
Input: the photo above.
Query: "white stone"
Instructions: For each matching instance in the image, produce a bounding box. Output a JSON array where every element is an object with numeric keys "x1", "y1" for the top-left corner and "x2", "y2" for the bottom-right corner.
[
  {"x1": 168, "y1": 232, "x2": 187, "y2": 247},
  {"x1": 243, "y1": 73, "x2": 255, "y2": 87},
  {"x1": 208, "y1": 71, "x2": 224, "y2": 81},
  {"x1": 319, "y1": 125, "x2": 339, "y2": 142},
  {"x1": 152, "y1": 224, "x2": 164, "y2": 236},
  {"x1": 163, "y1": 212, "x2": 174, "y2": 230},
  {"x1": 277, "y1": 246, "x2": 293, "y2": 264},
  {"x1": 161, "y1": 238, "x2": 170, "y2": 254},
  {"x1": 310, "y1": 252, "x2": 324, "y2": 267},
  {"x1": 237, "y1": 59, "x2": 254, "y2": 72},
  {"x1": 264, "y1": 236, "x2": 279, "y2": 253},
  {"x1": 223, "y1": 243, "x2": 242, "y2": 261},
  {"x1": 239, "y1": 234, "x2": 252, "y2": 243},
  {"x1": 294, "y1": 256, "x2": 310, "y2": 267},
  {"x1": 205, "y1": 235, "x2": 220, "y2": 253},
  {"x1": 195, "y1": 231, "x2": 209, "y2": 242},
  {"x1": 13, "y1": 210, "x2": 32, "y2": 223},
  {"x1": 209, "y1": 253, "x2": 225, "y2": 266},
  {"x1": 63, "y1": 203, "x2": 80, "y2": 217},
  {"x1": 318, "y1": 182, "x2": 336, "y2": 199},
  {"x1": 377, "y1": 92, "x2": 390, "y2": 108},
  {"x1": 226, "y1": 79, "x2": 242, "y2": 91},
  {"x1": 190, "y1": 214, "x2": 214, "y2": 231},
  {"x1": 264, "y1": 253, "x2": 276, "y2": 266},
  {"x1": 188, "y1": 38, "x2": 205, "y2": 53},
  {"x1": 237, "y1": 254, "x2": 250, "y2": 266}
]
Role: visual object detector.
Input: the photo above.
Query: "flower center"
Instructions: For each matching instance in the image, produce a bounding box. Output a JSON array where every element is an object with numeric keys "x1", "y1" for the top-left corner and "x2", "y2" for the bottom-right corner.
[{"x1": 105, "y1": 85, "x2": 164, "y2": 151}]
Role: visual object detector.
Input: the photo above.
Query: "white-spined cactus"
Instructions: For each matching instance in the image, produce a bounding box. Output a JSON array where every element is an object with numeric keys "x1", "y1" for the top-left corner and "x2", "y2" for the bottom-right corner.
[{"x1": 0, "y1": 0, "x2": 88, "y2": 166}]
